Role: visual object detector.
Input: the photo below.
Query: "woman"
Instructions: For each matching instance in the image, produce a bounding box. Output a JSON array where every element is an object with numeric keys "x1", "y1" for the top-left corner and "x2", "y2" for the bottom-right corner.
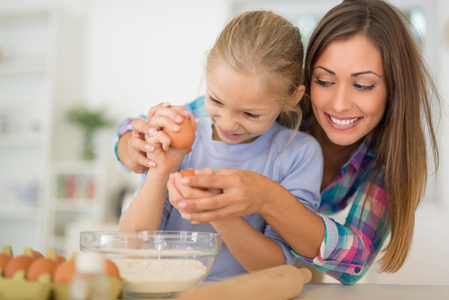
[{"x1": 114, "y1": 0, "x2": 440, "y2": 284}]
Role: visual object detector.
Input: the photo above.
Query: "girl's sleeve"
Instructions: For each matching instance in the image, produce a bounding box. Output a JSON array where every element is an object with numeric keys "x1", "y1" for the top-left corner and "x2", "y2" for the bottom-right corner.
[
  {"x1": 292, "y1": 177, "x2": 390, "y2": 285},
  {"x1": 112, "y1": 96, "x2": 206, "y2": 168}
]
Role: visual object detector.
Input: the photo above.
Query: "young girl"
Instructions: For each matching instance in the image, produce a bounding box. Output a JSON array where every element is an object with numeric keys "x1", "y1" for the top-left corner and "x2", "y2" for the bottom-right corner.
[{"x1": 119, "y1": 10, "x2": 323, "y2": 280}]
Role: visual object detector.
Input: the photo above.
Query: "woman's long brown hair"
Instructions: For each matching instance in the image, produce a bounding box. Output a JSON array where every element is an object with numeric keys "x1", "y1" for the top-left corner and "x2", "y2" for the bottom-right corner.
[{"x1": 303, "y1": 0, "x2": 440, "y2": 272}]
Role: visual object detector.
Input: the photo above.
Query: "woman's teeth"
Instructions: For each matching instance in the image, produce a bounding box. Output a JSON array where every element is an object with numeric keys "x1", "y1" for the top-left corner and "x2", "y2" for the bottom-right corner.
[{"x1": 330, "y1": 116, "x2": 359, "y2": 125}]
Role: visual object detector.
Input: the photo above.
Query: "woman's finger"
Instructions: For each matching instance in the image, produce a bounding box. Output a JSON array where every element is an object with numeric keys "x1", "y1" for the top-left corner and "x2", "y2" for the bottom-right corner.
[
  {"x1": 178, "y1": 192, "x2": 234, "y2": 212},
  {"x1": 182, "y1": 199, "x2": 243, "y2": 223},
  {"x1": 173, "y1": 172, "x2": 214, "y2": 198}
]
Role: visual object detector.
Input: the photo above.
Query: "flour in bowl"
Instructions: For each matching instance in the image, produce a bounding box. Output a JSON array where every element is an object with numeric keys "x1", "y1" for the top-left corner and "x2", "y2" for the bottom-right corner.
[{"x1": 113, "y1": 258, "x2": 208, "y2": 294}]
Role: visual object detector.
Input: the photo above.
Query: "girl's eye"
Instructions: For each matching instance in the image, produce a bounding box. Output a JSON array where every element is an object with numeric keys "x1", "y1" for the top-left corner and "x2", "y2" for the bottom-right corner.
[
  {"x1": 313, "y1": 78, "x2": 334, "y2": 87},
  {"x1": 209, "y1": 96, "x2": 222, "y2": 105},
  {"x1": 244, "y1": 112, "x2": 260, "y2": 119},
  {"x1": 354, "y1": 83, "x2": 375, "y2": 91}
]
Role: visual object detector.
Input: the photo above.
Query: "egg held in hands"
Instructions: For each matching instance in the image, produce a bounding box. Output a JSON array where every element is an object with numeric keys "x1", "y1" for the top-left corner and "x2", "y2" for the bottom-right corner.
[{"x1": 162, "y1": 117, "x2": 195, "y2": 149}]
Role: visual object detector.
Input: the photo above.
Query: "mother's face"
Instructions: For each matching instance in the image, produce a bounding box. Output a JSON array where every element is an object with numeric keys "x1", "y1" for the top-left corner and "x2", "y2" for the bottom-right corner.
[{"x1": 310, "y1": 35, "x2": 388, "y2": 146}]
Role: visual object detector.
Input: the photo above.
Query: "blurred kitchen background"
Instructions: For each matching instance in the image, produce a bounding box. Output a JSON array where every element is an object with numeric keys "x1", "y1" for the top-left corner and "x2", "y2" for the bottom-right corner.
[{"x1": 0, "y1": 0, "x2": 448, "y2": 285}]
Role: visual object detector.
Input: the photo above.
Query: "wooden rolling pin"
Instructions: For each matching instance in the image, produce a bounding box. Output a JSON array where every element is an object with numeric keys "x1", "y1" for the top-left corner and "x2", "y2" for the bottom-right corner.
[{"x1": 175, "y1": 265, "x2": 312, "y2": 300}]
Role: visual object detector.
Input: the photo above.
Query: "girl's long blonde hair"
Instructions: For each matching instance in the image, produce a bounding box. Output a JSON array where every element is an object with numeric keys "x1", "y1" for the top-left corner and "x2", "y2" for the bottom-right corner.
[
  {"x1": 206, "y1": 10, "x2": 305, "y2": 131},
  {"x1": 303, "y1": 0, "x2": 440, "y2": 272}
]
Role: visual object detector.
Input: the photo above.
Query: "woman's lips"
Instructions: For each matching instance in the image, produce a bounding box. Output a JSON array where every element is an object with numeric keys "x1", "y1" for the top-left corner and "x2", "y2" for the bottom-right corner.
[{"x1": 326, "y1": 113, "x2": 361, "y2": 130}]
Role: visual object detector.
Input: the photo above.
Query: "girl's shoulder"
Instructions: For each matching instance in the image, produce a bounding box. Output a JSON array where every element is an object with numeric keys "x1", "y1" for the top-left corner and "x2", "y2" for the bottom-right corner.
[{"x1": 271, "y1": 123, "x2": 322, "y2": 159}]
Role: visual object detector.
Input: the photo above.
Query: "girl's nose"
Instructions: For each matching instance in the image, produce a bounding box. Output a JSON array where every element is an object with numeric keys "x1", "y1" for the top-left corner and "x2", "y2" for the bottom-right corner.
[
  {"x1": 331, "y1": 85, "x2": 353, "y2": 112},
  {"x1": 218, "y1": 113, "x2": 239, "y2": 132}
]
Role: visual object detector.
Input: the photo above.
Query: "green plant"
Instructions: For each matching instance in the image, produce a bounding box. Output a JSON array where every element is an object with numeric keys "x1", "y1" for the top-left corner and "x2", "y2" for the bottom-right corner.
[{"x1": 66, "y1": 105, "x2": 114, "y2": 160}]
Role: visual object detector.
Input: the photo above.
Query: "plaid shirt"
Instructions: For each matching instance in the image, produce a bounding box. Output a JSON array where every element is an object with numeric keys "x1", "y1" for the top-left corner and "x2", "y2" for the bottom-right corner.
[
  {"x1": 293, "y1": 131, "x2": 390, "y2": 285},
  {"x1": 113, "y1": 96, "x2": 390, "y2": 285}
]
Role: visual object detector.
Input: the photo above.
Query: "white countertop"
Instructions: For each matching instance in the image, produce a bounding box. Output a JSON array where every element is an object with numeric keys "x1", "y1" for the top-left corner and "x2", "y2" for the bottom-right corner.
[{"x1": 294, "y1": 283, "x2": 449, "y2": 300}]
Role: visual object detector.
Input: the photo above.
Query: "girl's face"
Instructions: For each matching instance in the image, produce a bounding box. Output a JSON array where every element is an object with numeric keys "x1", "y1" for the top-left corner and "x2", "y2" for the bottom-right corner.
[
  {"x1": 310, "y1": 34, "x2": 388, "y2": 146},
  {"x1": 205, "y1": 64, "x2": 283, "y2": 144}
]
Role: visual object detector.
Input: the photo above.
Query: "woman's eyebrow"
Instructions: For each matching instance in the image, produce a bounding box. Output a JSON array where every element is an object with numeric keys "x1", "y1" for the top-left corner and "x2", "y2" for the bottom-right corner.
[
  {"x1": 351, "y1": 71, "x2": 382, "y2": 78},
  {"x1": 314, "y1": 66, "x2": 382, "y2": 78},
  {"x1": 313, "y1": 66, "x2": 335, "y2": 75}
]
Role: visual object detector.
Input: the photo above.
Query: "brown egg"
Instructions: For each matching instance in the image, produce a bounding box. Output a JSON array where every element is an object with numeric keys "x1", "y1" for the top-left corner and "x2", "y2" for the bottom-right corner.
[
  {"x1": 4, "y1": 255, "x2": 35, "y2": 278},
  {"x1": 162, "y1": 117, "x2": 195, "y2": 149},
  {"x1": 179, "y1": 168, "x2": 207, "y2": 190},
  {"x1": 57, "y1": 254, "x2": 66, "y2": 263},
  {"x1": 105, "y1": 259, "x2": 120, "y2": 278},
  {"x1": 179, "y1": 169, "x2": 196, "y2": 177},
  {"x1": 33, "y1": 250, "x2": 44, "y2": 259},
  {"x1": 0, "y1": 253, "x2": 12, "y2": 271},
  {"x1": 53, "y1": 259, "x2": 75, "y2": 284},
  {"x1": 26, "y1": 257, "x2": 58, "y2": 281}
]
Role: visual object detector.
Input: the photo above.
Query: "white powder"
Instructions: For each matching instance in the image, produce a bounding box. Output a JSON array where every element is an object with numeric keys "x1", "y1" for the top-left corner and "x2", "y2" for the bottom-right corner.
[{"x1": 113, "y1": 258, "x2": 208, "y2": 294}]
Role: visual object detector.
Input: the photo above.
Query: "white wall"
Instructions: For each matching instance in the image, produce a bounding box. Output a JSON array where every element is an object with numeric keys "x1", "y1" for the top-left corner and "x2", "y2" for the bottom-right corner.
[{"x1": 84, "y1": 0, "x2": 230, "y2": 121}]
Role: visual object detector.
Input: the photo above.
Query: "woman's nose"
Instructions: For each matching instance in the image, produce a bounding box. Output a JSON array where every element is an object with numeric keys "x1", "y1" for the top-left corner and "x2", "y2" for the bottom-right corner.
[{"x1": 331, "y1": 85, "x2": 353, "y2": 112}]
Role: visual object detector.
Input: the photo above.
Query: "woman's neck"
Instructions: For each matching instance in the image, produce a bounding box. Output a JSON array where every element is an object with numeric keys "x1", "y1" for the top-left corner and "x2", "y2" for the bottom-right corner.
[{"x1": 308, "y1": 119, "x2": 363, "y2": 191}]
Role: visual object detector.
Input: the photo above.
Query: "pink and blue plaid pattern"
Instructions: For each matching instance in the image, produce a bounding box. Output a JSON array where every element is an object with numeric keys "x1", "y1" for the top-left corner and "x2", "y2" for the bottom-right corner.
[{"x1": 293, "y1": 132, "x2": 389, "y2": 284}]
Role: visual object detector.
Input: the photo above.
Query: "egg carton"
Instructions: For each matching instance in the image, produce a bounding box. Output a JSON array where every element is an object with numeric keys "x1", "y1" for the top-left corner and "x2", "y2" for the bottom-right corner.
[
  {"x1": 0, "y1": 245, "x2": 122, "y2": 300},
  {"x1": 0, "y1": 270, "x2": 52, "y2": 300},
  {"x1": 0, "y1": 272, "x2": 122, "y2": 300}
]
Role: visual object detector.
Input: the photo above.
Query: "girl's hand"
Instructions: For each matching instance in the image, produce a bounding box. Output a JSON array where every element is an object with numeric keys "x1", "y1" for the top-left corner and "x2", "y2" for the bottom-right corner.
[
  {"x1": 170, "y1": 169, "x2": 274, "y2": 223},
  {"x1": 121, "y1": 103, "x2": 192, "y2": 173},
  {"x1": 145, "y1": 109, "x2": 197, "y2": 175}
]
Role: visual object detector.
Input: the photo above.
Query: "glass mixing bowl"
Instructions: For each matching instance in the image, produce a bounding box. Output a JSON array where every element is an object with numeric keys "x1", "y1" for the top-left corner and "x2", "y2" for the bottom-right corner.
[{"x1": 80, "y1": 230, "x2": 221, "y2": 299}]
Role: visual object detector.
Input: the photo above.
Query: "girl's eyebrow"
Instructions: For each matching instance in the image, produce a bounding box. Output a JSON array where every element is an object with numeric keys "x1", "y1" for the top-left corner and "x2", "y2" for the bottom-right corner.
[{"x1": 314, "y1": 65, "x2": 382, "y2": 78}]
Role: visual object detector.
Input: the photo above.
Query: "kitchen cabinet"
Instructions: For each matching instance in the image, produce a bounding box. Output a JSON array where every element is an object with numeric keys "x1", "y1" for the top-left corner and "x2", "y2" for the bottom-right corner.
[
  {"x1": 0, "y1": 6, "x2": 58, "y2": 252},
  {"x1": 45, "y1": 160, "x2": 109, "y2": 255},
  {"x1": 0, "y1": 2, "x2": 92, "y2": 254}
]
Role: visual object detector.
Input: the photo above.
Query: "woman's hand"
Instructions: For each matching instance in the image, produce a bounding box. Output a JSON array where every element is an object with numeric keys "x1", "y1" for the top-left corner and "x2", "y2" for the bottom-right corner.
[{"x1": 169, "y1": 169, "x2": 276, "y2": 223}]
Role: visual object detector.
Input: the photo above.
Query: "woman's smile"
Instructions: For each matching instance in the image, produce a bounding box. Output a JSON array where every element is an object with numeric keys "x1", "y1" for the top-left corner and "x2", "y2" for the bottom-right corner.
[{"x1": 326, "y1": 113, "x2": 362, "y2": 129}]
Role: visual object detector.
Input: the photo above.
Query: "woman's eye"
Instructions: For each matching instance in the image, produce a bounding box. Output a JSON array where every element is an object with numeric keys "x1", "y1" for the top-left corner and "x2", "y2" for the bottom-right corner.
[
  {"x1": 354, "y1": 83, "x2": 375, "y2": 91},
  {"x1": 244, "y1": 112, "x2": 260, "y2": 119},
  {"x1": 313, "y1": 78, "x2": 334, "y2": 87}
]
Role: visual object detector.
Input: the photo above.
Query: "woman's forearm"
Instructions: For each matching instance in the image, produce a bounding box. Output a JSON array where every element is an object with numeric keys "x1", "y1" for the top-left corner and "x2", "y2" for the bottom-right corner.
[
  {"x1": 211, "y1": 218, "x2": 286, "y2": 271},
  {"x1": 260, "y1": 182, "x2": 325, "y2": 259},
  {"x1": 117, "y1": 131, "x2": 132, "y2": 167}
]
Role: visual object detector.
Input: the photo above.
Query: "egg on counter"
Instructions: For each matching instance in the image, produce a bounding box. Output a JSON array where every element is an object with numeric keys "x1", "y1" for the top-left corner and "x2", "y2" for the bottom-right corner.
[
  {"x1": 162, "y1": 117, "x2": 195, "y2": 149},
  {"x1": 26, "y1": 257, "x2": 59, "y2": 281},
  {"x1": 105, "y1": 259, "x2": 120, "y2": 278},
  {"x1": 53, "y1": 258, "x2": 75, "y2": 284},
  {"x1": 0, "y1": 253, "x2": 12, "y2": 271},
  {"x1": 4, "y1": 254, "x2": 35, "y2": 278},
  {"x1": 32, "y1": 250, "x2": 44, "y2": 259}
]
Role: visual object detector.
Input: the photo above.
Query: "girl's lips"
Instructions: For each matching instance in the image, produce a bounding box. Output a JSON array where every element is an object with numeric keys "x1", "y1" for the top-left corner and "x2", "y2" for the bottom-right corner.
[
  {"x1": 217, "y1": 125, "x2": 245, "y2": 140},
  {"x1": 326, "y1": 113, "x2": 362, "y2": 130}
]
